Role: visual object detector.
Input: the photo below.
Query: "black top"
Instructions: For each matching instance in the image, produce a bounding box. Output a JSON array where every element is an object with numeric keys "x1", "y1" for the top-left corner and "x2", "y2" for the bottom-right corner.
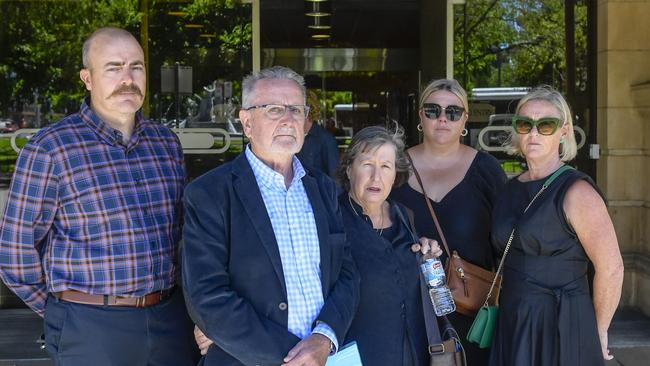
[
  {"x1": 340, "y1": 194, "x2": 430, "y2": 366},
  {"x1": 489, "y1": 169, "x2": 604, "y2": 366},
  {"x1": 390, "y1": 151, "x2": 506, "y2": 269},
  {"x1": 296, "y1": 123, "x2": 340, "y2": 178},
  {"x1": 391, "y1": 151, "x2": 506, "y2": 366}
]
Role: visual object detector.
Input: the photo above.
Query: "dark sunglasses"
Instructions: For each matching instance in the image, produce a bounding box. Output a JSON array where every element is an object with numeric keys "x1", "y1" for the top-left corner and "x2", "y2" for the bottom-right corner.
[
  {"x1": 511, "y1": 115, "x2": 561, "y2": 135},
  {"x1": 421, "y1": 103, "x2": 465, "y2": 122}
]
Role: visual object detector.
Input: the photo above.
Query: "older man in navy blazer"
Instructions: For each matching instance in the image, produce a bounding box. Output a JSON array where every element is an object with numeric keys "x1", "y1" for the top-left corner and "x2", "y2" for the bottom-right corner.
[{"x1": 182, "y1": 66, "x2": 359, "y2": 366}]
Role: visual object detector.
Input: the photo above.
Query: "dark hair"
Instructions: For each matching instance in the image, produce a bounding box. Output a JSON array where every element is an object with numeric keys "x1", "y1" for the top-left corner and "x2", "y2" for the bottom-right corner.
[{"x1": 337, "y1": 125, "x2": 411, "y2": 192}]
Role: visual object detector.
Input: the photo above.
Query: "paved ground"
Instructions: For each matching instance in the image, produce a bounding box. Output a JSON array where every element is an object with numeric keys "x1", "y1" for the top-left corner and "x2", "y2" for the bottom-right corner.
[{"x1": 1, "y1": 306, "x2": 650, "y2": 365}]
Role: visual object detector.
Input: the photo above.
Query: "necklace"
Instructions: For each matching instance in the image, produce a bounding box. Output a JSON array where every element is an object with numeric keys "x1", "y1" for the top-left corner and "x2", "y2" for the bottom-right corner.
[{"x1": 348, "y1": 194, "x2": 385, "y2": 236}]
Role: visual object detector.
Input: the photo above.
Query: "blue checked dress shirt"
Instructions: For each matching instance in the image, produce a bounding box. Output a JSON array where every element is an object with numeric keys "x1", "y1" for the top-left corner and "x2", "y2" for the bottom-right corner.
[
  {"x1": 0, "y1": 99, "x2": 185, "y2": 315},
  {"x1": 245, "y1": 146, "x2": 338, "y2": 351}
]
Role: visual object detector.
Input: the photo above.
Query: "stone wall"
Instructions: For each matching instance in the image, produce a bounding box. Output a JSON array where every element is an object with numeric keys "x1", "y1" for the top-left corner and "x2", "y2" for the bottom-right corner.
[{"x1": 597, "y1": 0, "x2": 650, "y2": 314}]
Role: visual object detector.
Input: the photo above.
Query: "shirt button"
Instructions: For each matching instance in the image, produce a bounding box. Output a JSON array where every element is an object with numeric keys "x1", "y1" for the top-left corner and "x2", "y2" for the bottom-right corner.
[
  {"x1": 395, "y1": 268, "x2": 400, "y2": 275},
  {"x1": 385, "y1": 248, "x2": 392, "y2": 254},
  {"x1": 278, "y1": 302, "x2": 288, "y2": 311},
  {"x1": 401, "y1": 302, "x2": 406, "y2": 310}
]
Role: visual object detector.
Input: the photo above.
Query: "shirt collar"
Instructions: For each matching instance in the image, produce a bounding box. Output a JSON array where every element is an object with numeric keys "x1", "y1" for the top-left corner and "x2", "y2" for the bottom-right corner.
[
  {"x1": 79, "y1": 97, "x2": 144, "y2": 146},
  {"x1": 245, "y1": 144, "x2": 306, "y2": 191}
]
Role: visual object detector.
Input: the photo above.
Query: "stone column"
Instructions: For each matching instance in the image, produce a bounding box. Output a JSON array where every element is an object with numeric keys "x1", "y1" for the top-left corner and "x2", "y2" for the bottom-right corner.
[{"x1": 597, "y1": 0, "x2": 650, "y2": 314}]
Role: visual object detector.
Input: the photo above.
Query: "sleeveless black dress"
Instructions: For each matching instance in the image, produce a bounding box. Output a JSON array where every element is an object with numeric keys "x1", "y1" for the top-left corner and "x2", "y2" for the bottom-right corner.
[
  {"x1": 391, "y1": 151, "x2": 506, "y2": 366},
  {"x1": 489, "y1": 169, "x2": 604, "y2": 366}
]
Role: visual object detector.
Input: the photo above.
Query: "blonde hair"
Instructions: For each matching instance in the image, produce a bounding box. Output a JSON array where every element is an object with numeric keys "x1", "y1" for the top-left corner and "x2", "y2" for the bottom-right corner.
[
  {"x1": 505, "y1": 85, "x2": 577, "y2": 161},
  {"x1": 419, "y1": 79, "x2": 469, "y2": 112}
]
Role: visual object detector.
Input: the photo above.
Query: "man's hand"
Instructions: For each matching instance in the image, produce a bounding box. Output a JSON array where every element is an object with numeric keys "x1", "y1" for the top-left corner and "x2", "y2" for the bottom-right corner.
[
  {"x1": 194, "y1": 325, "x2": 214, "y2": 355},
  {"x1": 282, "y1": 333, "x2": 331, "y2": 366}
]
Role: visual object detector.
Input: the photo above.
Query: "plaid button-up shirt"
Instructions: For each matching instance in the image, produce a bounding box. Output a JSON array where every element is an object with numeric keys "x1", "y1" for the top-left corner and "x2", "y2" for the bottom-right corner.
[{"x1": 0, "y1": 99, "x2": 185, "y2": 315}]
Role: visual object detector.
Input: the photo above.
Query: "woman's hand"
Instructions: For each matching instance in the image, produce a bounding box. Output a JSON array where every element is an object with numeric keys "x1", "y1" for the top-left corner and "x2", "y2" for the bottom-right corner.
[
  {"x1": 599, "y1": 331, "x2": 614, "y2": 361},
  {"x1": 194, "y1": 325, "x2": 214, "y2": 355},
  {"x1": 411, "y1": 237, "x2": 443, "y2": 257}
]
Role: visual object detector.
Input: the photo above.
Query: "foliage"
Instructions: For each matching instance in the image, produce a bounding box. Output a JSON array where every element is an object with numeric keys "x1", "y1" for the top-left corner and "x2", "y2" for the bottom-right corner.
[
  {"x1": 0, "y1": 0, "x2": 252, "y2": 119},
  {"x1": 0, "y1": 0, "x2": 142, "y2": 116},
  {"x1": 454, "y1": 0, "x2": 588, "y2": 93}
]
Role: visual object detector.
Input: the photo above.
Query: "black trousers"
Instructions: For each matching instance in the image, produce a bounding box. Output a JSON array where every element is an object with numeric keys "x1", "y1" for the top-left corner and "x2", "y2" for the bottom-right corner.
[{"x1": 44, "y1": 289, "x2": 199, "y2": 366}]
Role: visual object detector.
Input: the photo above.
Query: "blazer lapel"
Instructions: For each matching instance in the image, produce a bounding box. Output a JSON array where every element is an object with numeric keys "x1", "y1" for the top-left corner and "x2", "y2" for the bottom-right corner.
[
  {"x1": 232, "y1": 154, "x2": 287, "y2": 296},
  {"x1": 302, "y1": 173, "x2": 332, "y2": 294}
]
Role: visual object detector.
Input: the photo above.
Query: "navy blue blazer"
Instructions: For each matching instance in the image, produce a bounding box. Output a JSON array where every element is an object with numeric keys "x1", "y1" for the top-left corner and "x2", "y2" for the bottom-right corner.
[
  {"x1": 341, "y1": 195, "x2": 430, "y2": 366},
  {"x1": 182, "y1": 152, "x2": 359, "y2": 366}
]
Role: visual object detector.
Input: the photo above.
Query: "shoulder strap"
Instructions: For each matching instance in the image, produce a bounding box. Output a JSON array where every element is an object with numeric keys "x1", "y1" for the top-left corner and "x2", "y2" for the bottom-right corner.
[
  {"x1": 483, "y1": 164, "x2": 575, "y2": 305},
  {"x1": 418, "y1": 259, "x2": 444, "y2": 345},
  {"x1": 405, "y1": 152, "x2": 453, "y2": 259}
]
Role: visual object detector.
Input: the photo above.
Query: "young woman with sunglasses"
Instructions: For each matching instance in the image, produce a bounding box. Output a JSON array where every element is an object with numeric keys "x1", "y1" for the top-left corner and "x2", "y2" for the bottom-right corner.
[
  {"x1": 489, "y1": 86, "x2": 623, "y2": 366},
  {"x1": 391, "y1": 79, "x2": 506, "y2": 365}
]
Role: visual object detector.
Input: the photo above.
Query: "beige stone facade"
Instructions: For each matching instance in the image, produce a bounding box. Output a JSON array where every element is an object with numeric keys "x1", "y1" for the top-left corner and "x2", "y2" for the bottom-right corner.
[{"x1": 598, "y1": 0, "x2": 650, "y2": 314}]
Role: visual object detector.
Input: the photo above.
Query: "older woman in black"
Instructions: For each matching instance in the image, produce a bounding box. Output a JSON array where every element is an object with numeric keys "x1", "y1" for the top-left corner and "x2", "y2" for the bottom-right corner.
[
  {"x1": 490, "y1": 86, "x2": 624, "y2": 365},
  {"x1": 338, "y1": 126, "x2": 442, "y2": 366}
]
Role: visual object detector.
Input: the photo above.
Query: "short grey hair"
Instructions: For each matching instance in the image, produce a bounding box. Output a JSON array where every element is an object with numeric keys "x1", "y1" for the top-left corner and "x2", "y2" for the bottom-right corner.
[
  {"x1": 337, "y1": 125, "x2": 411, "y2": 192},
  {"x1": 505, "y1": 85, "x2": 578, "y2": 162},
  {"x1": 241, "y1": 66, "x2": 306, "y2": 108},
  {"x1": 82, "y1": 27, "x2": 138, "y2": 69}
]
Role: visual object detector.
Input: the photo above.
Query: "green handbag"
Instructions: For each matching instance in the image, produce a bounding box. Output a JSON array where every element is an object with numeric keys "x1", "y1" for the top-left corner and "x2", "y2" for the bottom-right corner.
[
  {"x1": 466, "y1": 165, "x2": 574, "y2": 349},
  {"x1": 467, "y1": 305, "x2": 498, "y2": 348}
]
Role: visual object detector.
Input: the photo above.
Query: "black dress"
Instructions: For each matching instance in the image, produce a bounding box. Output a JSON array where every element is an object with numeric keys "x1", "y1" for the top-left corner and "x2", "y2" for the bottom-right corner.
[
  {"x1": 340, "y1": 194, "x2": 430, "y2": 366},
  {"x1": 391, "y1": 151, "x2": 506, "y2": 366},
  {"x1": 489, "y1": 169, "x2": 604, "y2": 366}
]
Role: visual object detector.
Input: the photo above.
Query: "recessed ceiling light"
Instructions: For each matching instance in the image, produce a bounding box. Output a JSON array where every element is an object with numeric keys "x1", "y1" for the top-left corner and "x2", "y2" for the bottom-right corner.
[{"x1": 311, "y1": 34, "x2": 331, "y2": 39}]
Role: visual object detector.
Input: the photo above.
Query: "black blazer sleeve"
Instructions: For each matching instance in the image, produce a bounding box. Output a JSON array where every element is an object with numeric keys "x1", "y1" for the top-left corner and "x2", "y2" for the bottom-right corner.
[{"x1": 181, "y1": 172, "x2": 300, "y2": 366}]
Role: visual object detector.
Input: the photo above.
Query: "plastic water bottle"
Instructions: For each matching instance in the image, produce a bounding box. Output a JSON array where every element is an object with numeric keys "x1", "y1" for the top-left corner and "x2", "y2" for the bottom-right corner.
[{"x1": 420, "y1": 253, "x2": 456, "y2": 316}]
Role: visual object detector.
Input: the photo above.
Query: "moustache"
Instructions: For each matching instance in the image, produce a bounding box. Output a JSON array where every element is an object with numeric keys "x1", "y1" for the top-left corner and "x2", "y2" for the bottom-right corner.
[
  {"x1": 108, "y1": 84, "x2": 143, "y2": 99},
  {"x1": 274, "y1": 128, "x2": 296, "y2": 137}
]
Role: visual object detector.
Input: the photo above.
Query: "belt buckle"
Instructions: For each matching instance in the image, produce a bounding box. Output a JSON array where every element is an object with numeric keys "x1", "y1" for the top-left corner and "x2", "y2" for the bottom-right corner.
[
  {"x1": 428, "y1": 343, "x2": 445, "y2": 355},
  {"x1": 136, "y1": 296, "x2": 145, "y2": 308}
]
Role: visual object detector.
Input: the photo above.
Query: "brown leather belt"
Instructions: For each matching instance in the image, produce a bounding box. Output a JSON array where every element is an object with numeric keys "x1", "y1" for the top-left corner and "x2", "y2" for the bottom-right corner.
[{"x1": 53, "y1": 288, "x2": 174, "y2": 308}]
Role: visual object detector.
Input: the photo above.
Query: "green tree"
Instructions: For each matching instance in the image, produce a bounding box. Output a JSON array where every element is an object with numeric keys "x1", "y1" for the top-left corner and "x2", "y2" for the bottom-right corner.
[
  {"x1": 0, "y1": 0, "x2": 252, "y2": 119},
  {"x1": 454, "y1": 0, "x2": 588, "y2": 93},
  {"x1": 0, "y1": 0, "x2": 142, "y2": 116}
]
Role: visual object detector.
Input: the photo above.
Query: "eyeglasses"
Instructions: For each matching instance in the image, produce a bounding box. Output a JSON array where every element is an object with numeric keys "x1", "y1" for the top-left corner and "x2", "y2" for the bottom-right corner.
[
  {"x1": 243, "y1": 104, "x2": 310, "y2": 120},
  {"x1": 421, "y1": 103, "x2": 465, "y2": 122},
  {"x1": 511, "y1": 115, "x2": 561, "y2": 135}
]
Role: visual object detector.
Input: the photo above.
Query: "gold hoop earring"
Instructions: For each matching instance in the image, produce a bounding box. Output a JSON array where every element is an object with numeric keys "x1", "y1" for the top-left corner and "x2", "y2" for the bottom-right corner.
[{"x1": 417, "y1": 123, "x2": 423, "y2": 132}]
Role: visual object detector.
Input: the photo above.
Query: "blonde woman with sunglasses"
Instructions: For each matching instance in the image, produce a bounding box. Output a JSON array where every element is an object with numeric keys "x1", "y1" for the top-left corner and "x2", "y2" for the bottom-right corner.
[
  {"x1": 391, "y1": 79, "x2": 507, "y2": 365},
  {"x1": 489, "y1": 86, "x2": 623, "y2": 365}
]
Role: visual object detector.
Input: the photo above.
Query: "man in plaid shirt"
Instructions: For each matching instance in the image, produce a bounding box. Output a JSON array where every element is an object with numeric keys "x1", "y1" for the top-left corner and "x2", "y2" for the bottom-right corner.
[{"x1": 0, "y1": 27, "x2": 197, "y2": 365}]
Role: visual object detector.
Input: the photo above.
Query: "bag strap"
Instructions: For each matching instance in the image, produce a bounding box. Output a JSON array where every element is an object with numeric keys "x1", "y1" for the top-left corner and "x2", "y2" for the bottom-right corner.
[
  {"x1": 418, "y1": 268, "x2": 444, "y2": 345},
  {"x1": 418, "y1": 265, "x2": 467, "y2": 361},
  {"x1": 405, "y1": 152, "x2": 453, "y2": 260},
  {"x1": 482, "y1": 164, "x2": 574, "y2": 306}
]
